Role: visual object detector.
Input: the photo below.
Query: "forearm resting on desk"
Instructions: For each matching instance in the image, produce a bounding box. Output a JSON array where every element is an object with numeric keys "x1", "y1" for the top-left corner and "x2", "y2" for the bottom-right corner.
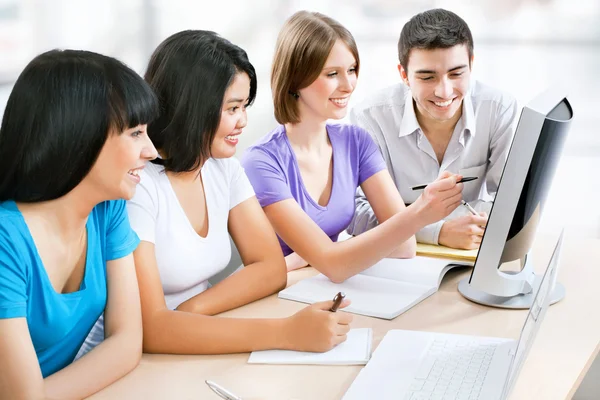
[{"x1": 44, "y1": 330, "x2": 141, "y2": 400}]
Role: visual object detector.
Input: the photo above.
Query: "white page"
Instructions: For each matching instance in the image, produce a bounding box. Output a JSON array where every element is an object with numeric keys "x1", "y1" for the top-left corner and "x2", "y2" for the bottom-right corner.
[
  {"x1": 279, "y1": 274, "x2": 434, "y2": 319},
  {"x1": 248, "y1": 328, "x2": 372, "y2": 365},
  {"x1": 359, "y1": 256, "x2": 467, "y2": 288}
]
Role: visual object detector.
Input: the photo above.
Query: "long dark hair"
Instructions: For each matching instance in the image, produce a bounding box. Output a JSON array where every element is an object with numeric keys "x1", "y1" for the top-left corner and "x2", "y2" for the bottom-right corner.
[
  {"x1": 0, "y1": 49, "x2": 158, "y2": 202},
  {"x1": 144, "y1": 30, "x2": 257, "y2": 173}
]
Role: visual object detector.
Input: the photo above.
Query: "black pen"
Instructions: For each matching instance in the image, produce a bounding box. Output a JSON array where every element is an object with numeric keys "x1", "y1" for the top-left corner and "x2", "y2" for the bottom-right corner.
[
  {"x1": 329, "y1": 292, "x2": 345, "y2": 312},
  {"x1": 411, "y1": 176, "x2": 478, "y2": 191}
]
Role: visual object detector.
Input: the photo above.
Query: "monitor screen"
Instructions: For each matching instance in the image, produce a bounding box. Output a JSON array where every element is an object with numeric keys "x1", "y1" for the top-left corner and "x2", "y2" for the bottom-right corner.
[{"x1": 462, "y1": 88, "x2": 573, "y2": 300}]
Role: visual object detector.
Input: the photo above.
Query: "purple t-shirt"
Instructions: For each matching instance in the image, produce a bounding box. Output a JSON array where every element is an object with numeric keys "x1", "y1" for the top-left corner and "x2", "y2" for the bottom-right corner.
[{"x1": 242, "y1": 123, "x2": 386, "y2": 256}]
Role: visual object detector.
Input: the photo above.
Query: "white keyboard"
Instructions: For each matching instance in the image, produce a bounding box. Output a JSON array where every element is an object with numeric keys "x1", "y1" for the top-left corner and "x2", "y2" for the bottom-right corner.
[{"x1": 404, "y1": 337, "x2": 503, "y2": 400}]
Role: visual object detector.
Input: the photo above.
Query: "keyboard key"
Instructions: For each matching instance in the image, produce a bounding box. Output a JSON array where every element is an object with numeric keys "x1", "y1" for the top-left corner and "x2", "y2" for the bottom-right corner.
[
  {"x1": 404, "y1": 337, "x2": 502, "y2": 400},
  {"x1": 415, "y1": 357, "x2": 436, "y2": 380}
]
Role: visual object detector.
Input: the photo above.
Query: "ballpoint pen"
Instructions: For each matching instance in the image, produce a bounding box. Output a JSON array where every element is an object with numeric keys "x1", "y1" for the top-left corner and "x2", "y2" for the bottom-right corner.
[
  {"x1": 205, "y1": 380, "x2": 243, "y2": 400},
  {"x1": 461, "y1": 200, "x2": 478, "y2": 216},
  {"x1": 411, "y1": 176, "x2": 478, "y2": 191},
  {"x1": 329, "y1": 291, "x2": 345, "y2": 312}
]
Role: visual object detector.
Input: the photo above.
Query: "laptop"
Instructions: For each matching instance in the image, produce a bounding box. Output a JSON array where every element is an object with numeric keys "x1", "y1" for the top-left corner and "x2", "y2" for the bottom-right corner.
[{"x1": 343, "y1": 231, "x2": 564, "y2": 400}]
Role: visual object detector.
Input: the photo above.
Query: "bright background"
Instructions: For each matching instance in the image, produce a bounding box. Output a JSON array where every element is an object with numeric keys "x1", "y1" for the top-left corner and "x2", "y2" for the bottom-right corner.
[{"x1": 1, "y1": 1, "x2": 598, "y2": 397}]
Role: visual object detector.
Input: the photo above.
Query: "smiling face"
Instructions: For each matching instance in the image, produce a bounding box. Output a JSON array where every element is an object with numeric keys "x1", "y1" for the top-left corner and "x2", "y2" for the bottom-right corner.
[
  {"x1": 210, "y1": 72, "x2": 250, "y2": 159},
  {"x1": 400, "y1": 44, "x2": 472, "y2": 126},
  {"x1": 85, "y1": 124, "x2": 158, "y2": 201},
  {"x1": 296, "y1": 40, "x2": 357, "y2": 123}
]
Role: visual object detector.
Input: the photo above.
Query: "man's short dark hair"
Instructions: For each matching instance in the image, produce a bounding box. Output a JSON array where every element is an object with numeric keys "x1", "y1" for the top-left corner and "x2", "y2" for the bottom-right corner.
[
  {"x1": 398, "y1": 8, "x2": 474, "y2": 70},
  {"x1": 0, "y1": 49, "x2": 158, "y2": 202},
  {"x1": 144, "y1": 30, "x2": 257, "y2": 173}
]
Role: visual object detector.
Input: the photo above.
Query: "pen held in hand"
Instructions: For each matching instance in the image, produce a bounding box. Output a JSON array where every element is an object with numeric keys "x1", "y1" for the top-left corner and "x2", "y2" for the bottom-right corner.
[
  {"x1": 329, "y1": 292, "x2": 345, "y2": 312},
  {"x1": 461, "y1": 200, "x2": 479, "y2": 216},
  {"x1": 411, "y1": 176, "x2": 478, "y2": 191}
]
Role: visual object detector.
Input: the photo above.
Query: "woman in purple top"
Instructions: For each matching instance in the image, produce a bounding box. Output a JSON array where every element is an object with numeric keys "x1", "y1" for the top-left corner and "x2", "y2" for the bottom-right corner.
[{"x1": 242, "y1": 11, "x2": 464, "y2": 283}]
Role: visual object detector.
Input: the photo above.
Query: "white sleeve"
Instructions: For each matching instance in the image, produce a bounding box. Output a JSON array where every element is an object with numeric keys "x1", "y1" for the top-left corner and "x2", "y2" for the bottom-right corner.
[
  {"x1": 486, "y1": 95, "x2": 519, "y2": 196},
  {"x1": 230, "y1": 158, "x2": 256, "y2": 210},
  {"x1": 346, "y1": 107, "x2": 384, "y2": 235},
  {"x1": 126, "y1": 169, "x2": 159, "y2": 244}
]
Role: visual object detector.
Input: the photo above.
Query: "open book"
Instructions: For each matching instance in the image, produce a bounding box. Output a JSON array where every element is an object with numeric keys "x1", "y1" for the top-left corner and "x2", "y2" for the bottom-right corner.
[
  {"x1": 279, "y1": 257, "x2": 471, "y2": 320},
  {"x1": 248, "y1": 328, "x2": 372, "y2": 366}
]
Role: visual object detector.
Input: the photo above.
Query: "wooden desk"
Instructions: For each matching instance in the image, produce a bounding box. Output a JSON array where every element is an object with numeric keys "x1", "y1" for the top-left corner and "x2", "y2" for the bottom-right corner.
[{"x1": 90, "y1": 235, "x2": 600, "y2": 400}]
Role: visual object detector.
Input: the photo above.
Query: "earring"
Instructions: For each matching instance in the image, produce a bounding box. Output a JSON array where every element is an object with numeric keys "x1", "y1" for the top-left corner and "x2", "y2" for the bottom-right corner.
[{"x1": 288, "y1": 90, "x2": 299, "y2": 99}]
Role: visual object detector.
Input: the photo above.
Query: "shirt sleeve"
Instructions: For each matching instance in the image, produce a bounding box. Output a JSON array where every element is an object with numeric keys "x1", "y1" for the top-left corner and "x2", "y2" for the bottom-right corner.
[
  {"x1": 346, "y1": 186, "x2": 380, "y2": 236},
  {"x1": 0, "y1": 222, "x2": 28, "y2": 319},
  {"x1": 415, "y1": 221, "x2": 445, "y2": 245},
  {"x1": 126, "y1": 170, "x2": 158, "y2": 244},
  {"x1": 242, "y1": 148, "x2": 293, "y2": 208},
  {"x1": 229, "y1": 158, "x2": 256, "y2": 210},
  {"x1": 105, "y1": 199, "x2": 140, "y2": 261},
  {"x1": 486, "y1": 96, "x2": 519, "y2": 196},
  {"x1": 355, "y1": 127, "x2": 387, "y2": 185}
]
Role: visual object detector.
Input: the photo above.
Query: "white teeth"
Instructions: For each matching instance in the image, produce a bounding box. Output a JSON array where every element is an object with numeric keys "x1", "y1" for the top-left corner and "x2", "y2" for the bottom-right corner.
[
  {"x1": 434, "y1": 99, "x2": 453, "y2": 107},
  {"x1": 225, "y1": 135, "x2": 237, "y2": 140},
  {"x1": 331, "y1": 98, "x2": 348, "y2": 106},
  {"x1": 128, "y1": 170, "x2": 139, "y2": 176}
]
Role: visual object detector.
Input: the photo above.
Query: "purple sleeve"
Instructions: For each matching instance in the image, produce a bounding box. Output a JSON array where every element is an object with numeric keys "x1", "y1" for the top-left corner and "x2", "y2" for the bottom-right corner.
[
  {"x1": 242, "y1": 148, "x2": 293, "y2": 208},
  {"x1": 355, "y1": 126, "x2": 387, "y2": 185}
]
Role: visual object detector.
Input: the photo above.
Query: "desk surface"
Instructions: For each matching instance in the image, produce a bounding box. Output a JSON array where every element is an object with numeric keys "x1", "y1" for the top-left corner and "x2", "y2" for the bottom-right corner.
[{"x1": 90, "y1": 234, "x2": 600, "y2": 400}]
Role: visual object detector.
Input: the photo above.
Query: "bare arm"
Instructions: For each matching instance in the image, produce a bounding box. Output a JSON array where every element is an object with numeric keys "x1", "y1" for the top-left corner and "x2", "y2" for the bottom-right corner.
[
  {"x1": 0, "y1": 254, "x2": 143, "y2": 400},
  {"x1": 176, "y1": 197, "x2": 287, "y2": 315},
  {"x1": 360, "y1": 170, "x2": 416, "y2": 258},
  {"x1": 43, "y1": 254, "x2": 142, "y2": 399},
  {"x1": 135, "y1": 240, "x2": 352, "y2": 354},
  {"x1": 0, "y1": 318, "x2": 46, "y2": 400},
  {"x1": 264, "y1": 171, "x2": 463, "y2": 283}
]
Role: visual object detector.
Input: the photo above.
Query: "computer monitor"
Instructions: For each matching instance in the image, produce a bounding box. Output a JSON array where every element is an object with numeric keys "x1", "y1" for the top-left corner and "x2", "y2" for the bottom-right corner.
[{"x1": 457, "y1": 87, "x2": 573, "y2": 309}]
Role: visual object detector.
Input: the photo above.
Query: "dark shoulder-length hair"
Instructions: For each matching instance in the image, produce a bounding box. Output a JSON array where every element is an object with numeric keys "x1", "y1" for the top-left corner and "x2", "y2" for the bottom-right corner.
[
  {"x1": 0, "y1": 49, "x2": 158, "y2": 202},
  {"x1": 144, "y1": 30, "x2": 257, "y2": 173}
]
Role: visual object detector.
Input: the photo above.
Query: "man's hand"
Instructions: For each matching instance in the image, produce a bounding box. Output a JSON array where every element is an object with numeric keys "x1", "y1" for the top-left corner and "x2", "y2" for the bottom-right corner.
[{"x1": 438, "y1": 212, "x2": 488, "y2": 250}]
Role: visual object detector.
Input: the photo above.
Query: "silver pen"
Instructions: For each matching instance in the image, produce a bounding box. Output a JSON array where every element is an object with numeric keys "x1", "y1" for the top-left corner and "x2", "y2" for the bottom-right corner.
[
  {"x1": 461, "y1": 200, "x2": 478, "y2": 216},
  {"x1": 205, "y1": 380, "x2": 243, "y2": 400}
]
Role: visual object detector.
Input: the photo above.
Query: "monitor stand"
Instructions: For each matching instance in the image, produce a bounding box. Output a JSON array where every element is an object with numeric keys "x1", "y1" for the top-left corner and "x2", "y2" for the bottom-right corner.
[{"x1": 458, "y1": 253, "x2": 566, "y2": 309}]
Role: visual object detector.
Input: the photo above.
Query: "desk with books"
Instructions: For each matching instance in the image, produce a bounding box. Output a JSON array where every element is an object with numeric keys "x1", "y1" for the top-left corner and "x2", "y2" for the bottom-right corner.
[{"x1": 89, "y1": 234, "x2": 600, "y2": 400}]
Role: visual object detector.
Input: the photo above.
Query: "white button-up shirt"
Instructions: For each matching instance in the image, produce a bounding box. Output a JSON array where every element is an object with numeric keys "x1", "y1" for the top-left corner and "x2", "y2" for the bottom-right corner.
[{"x1": 347, "y1": 80, "x2": 518, "y2": 244}]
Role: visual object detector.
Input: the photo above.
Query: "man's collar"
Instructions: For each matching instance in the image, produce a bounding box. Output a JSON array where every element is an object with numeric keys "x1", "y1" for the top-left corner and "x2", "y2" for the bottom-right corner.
[
  {"x1": 398, "y1": 90, "x2": 420, "y2": 138},
  {"x1": 399, "y1": 86, "x2": 476, "y2": 142}
]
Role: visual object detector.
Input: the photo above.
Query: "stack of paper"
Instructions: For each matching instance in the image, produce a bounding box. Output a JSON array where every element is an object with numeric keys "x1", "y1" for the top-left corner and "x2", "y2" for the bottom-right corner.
[
  {"x1": 247, "y1": 328, "x2": 372, "y2": 365},
  {"x1": 416, "y1": 243, "x2": 478, "y2": 262}
]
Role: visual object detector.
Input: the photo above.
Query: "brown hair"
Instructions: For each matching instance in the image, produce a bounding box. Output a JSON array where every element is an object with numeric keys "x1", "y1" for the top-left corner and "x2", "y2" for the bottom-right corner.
[
  {"x1": 398, "y1": 9, "x2": 474, "y2": 70},
  {"x1": 271, "y1": 11, "x2": 360, "y2": 124}
]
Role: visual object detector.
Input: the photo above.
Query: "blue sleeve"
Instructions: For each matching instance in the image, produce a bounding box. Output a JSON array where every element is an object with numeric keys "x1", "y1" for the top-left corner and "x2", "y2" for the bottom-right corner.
[
  {"x1": 242, "y1": 148, "x2": 293, "y2": 208},
  {"x1": 0, "y1": 221, "x2": 28, "y2": 319},
  {"x1": 104, "y1": 200, "x2": 140, "y2": 261},
  {"x1": 355, "y1": 126, "x2": 387, "y2": 185}
]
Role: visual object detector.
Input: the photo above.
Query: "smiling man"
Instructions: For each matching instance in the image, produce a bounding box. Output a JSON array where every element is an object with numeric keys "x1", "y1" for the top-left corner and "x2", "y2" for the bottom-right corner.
[{"x1": 347, "y1": 8, "x2": 518, "y2": 250}]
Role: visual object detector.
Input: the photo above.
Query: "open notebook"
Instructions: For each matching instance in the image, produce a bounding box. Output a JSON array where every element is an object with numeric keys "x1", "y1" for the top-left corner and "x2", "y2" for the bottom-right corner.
[
  {"x1": 247, "y1": 328, "x2": 372, "y2": 365},
  {"x1": 279, "y1": 257, "x2": 470, "y2": 320}
]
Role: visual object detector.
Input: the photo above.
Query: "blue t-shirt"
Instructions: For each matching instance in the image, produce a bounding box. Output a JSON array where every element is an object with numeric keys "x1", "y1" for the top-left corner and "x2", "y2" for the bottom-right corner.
[
  {"x1": 242, "y1": 123, "x2": 386, "y2": 256},
  {"x1": 0, "y1": 200, "x2": 139, "y2": 377}
]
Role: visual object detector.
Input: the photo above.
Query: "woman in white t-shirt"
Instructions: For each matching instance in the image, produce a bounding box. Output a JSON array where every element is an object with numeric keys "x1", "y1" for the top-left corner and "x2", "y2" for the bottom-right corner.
[{"x1": 126, "y1": 30, "x2": 353, "y2": 354}]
